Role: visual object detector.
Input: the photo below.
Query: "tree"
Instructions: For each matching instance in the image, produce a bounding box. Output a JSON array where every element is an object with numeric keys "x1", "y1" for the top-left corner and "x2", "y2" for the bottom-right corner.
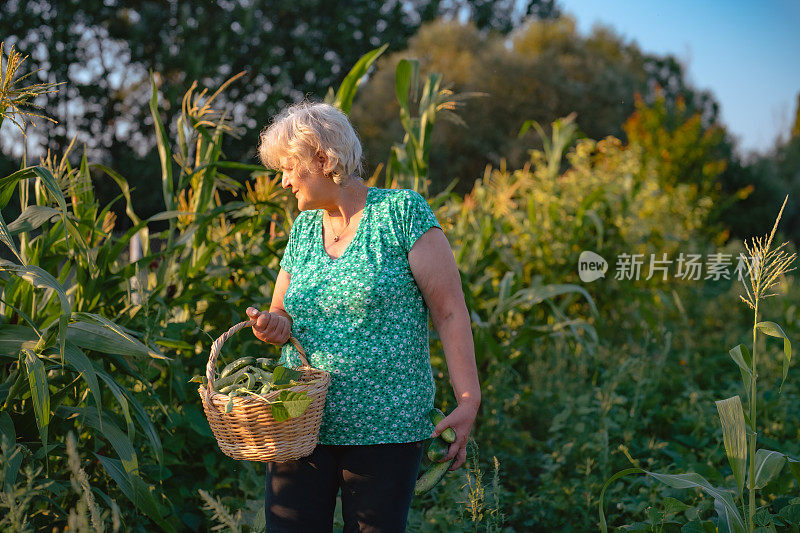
[
  {"x1": 728, "y1": 92, "x2": 800, "y2": 244},
  {"x1": 350, "y1": 15, "x2": 719, "y2": 194},
  {"x1": 0, "y1": 0, "x2": 556, "y2": 220}
]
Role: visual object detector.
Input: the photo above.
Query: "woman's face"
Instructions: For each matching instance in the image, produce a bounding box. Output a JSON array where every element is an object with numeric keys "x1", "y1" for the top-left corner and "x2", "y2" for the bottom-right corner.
[{"x1": 279, "y1": 153, "x2": 334, "y2": 211}]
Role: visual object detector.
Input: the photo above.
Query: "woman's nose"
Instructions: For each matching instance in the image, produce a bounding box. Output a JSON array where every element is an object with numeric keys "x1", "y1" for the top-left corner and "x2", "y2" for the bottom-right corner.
[{"x1": 281, "y1": 172, "x2": 290, "y2": 189}]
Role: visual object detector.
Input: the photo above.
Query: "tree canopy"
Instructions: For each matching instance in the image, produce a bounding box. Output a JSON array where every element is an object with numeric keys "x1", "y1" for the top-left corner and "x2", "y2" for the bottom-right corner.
[
  {"x1": 0, "y1": 0, "x2": 558, "y2": 218},
  {"x1": 350, "y1": 16, "x2": 721, "y2": 194}
]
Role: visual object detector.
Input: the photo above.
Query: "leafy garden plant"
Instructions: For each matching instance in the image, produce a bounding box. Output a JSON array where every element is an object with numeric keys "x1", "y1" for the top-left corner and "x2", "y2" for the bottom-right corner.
[
  {"x1": 599, "y1": 197, "x2": 799, "y2": 532},
  {"x1": 0, "y1": 38, "x2": 388, "y2": 530}
]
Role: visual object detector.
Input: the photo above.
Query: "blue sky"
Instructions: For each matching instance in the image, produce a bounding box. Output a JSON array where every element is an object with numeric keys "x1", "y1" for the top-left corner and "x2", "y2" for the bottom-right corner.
[{"x1": 555, "y1": 0, "x2": 800, "y2": 155}]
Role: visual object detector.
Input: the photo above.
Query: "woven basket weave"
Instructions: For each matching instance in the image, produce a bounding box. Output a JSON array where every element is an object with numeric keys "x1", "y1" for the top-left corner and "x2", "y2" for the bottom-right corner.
[{"x1": 199, "y1": 319, "x2": 330, "y2": 462}]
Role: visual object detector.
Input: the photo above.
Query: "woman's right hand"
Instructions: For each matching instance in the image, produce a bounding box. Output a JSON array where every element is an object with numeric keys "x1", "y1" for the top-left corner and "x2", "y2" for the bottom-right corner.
[{"x1": 246, "y1": 307, "x2": 291, "y2": 345}]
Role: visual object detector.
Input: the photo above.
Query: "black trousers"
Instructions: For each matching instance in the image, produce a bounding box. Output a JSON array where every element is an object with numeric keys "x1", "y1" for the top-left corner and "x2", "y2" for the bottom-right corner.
[{"x1": 265, "y1": 441, "x2": 424, "y2": 532}]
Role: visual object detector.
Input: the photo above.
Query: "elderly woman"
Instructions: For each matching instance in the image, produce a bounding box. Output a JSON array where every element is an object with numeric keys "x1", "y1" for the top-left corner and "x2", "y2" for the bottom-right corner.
[{"x1": 246, "y1": 101, "x2": 480, "y2": 532}]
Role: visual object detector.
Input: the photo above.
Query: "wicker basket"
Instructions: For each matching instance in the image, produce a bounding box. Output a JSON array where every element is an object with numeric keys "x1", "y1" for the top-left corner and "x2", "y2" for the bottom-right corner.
[{"x1": 199, "y1": 319, "x2": 330, "y2": 462}]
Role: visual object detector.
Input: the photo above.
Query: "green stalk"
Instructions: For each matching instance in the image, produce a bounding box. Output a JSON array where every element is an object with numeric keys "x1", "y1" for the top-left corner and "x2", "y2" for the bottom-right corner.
[{"x1": 747, "y1": 300, "x2": 758, "y2": 532}]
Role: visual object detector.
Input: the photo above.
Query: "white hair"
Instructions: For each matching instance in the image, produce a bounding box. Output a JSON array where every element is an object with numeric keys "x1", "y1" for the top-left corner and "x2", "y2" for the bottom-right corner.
[{"x1": 258, "y1": 101, "x2": 363, "y2": 184}]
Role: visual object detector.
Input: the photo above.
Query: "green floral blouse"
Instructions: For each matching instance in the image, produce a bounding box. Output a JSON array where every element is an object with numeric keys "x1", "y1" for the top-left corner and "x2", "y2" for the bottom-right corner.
[{"x1": 279, "y1": 187, "x2": 440, "y2": 445}]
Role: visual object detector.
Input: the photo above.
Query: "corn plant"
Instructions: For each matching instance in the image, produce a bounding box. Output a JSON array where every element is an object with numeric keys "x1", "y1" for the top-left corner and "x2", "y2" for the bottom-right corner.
[
  {"x1": 0, "y1": 41, "x2": 60, "y2": 136},
  {"x1": 385, "y1": 58, "x2": 483, "y2": 196},
  {"x1": 0, "y1": 42, "x2": 409, "y2": 530},
  {"x1": 599, "y1": 198, "x2": 799, "y2": 532}
]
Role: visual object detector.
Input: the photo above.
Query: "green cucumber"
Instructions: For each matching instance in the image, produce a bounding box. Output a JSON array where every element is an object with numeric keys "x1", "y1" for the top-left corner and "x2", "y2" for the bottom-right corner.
[
  {"x1": 244, "y1": 371, "x2": 257, "y2": 391},
  {"x1": 213, "y1": 367, "x2": 249, "y2": 391},
  {"x1": 427, "y1": 438, "x2": 450, "y2": 462},
  {"x1": 253, "y1": 367, "x2": 273, "y2": 384},
  {"x1": 428, "y1": 408, "x2": 456, "y2": 443},
  {"x1": 220, "y1": 356, "x2": 255, "y2": 378},
  {"x1": 414, "y1": 458, "x2": 454, "y2": 495},
  {"x1": 256, "y1": 357, "x2": 277, "y2": 371},
  {"x1": 218, "y1": 384, "x2": 235, "y2": 394}
]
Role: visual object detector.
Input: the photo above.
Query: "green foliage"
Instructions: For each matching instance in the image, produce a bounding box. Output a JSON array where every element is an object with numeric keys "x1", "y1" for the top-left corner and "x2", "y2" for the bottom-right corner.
[
  {"x1": 0, "y1": 2, "x2": 554, "y2": 220},
  {"x1": 600, "y1": 201, "x2": 798, "y2": 533},
  {"x1": 352, "y1": 16, "x2": 721, "y2": 195},
  {"x1": 1, "y1": 37, "x2": 797, "y2": 533}
]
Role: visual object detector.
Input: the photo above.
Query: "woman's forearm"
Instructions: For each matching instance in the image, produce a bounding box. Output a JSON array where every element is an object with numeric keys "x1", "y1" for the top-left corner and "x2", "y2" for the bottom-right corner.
[
  {"x1": 435, "y1": 304, "x2": 481, "y2": 409},
  {"x1": 268, "y1": 269, "x2": 293, "y2": 327}
]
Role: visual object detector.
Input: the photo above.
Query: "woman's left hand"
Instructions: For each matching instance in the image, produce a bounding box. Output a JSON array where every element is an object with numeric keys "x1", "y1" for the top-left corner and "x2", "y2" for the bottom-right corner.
[{"x1": 431, "y1": 401, "x2": 480, "y2": 470}]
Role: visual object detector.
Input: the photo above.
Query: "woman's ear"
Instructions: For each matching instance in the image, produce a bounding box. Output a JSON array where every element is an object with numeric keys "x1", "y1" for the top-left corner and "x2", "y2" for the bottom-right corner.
[{"x1": 317, "y1": 151, "x2": 331, "y2": 174}]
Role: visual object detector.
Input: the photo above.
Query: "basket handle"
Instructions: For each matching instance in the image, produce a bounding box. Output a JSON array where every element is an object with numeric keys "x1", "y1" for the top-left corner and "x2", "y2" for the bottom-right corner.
[{"x1": 205, "y1": 319, "x2": 310, "y2": 391}]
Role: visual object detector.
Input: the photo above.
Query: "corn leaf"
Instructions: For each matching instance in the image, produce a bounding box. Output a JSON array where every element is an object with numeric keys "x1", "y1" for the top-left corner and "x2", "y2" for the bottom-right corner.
[
  {"x1": 599, "y1": 468, "x2": 744, "y2": 533},
  {"x1": 649, "y1": 472, "x2": 745, "y2": 533},
  {"x1": 715, "y1": 498, "x2": 741, "y2": 533},
  {"x1": 331, "y1": 44, "x2": 388, "y2": 115},
  {"x1": 715, "y1": 395, "x2": 747, "y2": 496},
  {"x1": 90, "y1": 163, "x2": 142, "y2": 226},
  {"x1": 1, "y1": 447, "x2": 23, "y2": 494},
  {"x1": 0, "y1": 411, "x2": 23, "y2": 492},
  {"x1": 395, "y1": 59, "x2": 414, "y2": 115},
  {"x1": 93, "y1": 367, "x2": 135, "y2": 439},
  {"x1": 95, "y1": 368, "x2": 164, "y2": 465},
  {"x1": 0, "y1": 324, "x2": 40, "y2": 356},
  {"x1": 61, "y1": 405, "x2": 139, "y2": 475},
  {"x1": 787, "y1": 457, "x2": 800, "y2": 488},
  {"x1": 62, "y1": 341, "x2": 102, "y2": 416},
  {"x1": 149, "y1": 72, "x2": 176, "y2": 212},
  {"x1": 599, "y1": 468, "x2": 643, "y2": 533},
  {"x1": 0, "y1": 207, "x2": 23, "y2": 264},
  {"x1": 23, "y1": 349, "x2": 50, "y2": 454},
  {"x1": 0, "y1": 166, "x2": 34, "y2": 209},
  {"x1": 6, "y1": 205, "x2": 60, "y2": 236},
  {"x1": 95, "y1": 454, "x2": 176, "y2": 533},
  {"x1": 67, "y1": 313, "x2": 167, "y2": 360},
  {"x1": 0, "y1": 411, "x2": 14, "y2": 453},
  {"x1": 0, "y1": 260, "x2": 71, "y2": 362},
  {"x1": 756, "y1": 321, "x2": 792, "y2": 392},
  {"x1": 751, "y1": 449, "x2": 786, "y2": 490},
  {"x1": 30, "y1": 166, "x2": 70, "y2": 240},
  {"x1": 728, "y1": 344, "x2": 753, "y2": 399}
]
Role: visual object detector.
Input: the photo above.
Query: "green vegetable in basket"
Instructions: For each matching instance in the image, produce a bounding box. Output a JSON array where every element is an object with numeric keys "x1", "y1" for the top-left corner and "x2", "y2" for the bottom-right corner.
[
  {"x1": 213, "y1": 367, "x2": 249, "y2": 391},
  {"x1": 213, "y1": 359, "x2": 315, "y2": 422},
  {"x1": 244, "y1": 371, "x2": 257, "y2": 391},
  {"x1": 224, "y1": 390, "x2": 242, "y2": 413},
  {"x1": 273, "y1": 366, "x2": 302, "y2": 386},
  {"x1": 220, "y1": 356, "x2": 255, "y2": 378},
  {"x1": 270, "y1": 390, "x2": 313, "y2": 422},
  {"x1": 256, "y1": 357, "x2": 277, "y2": 371}
]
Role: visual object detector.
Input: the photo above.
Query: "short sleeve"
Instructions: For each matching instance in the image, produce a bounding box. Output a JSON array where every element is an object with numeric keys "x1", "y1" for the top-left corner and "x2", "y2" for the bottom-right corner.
[
  {"x1": 398, "y1": 190, "x2": 441, "y2": 253},
  {"x1": 279, "y1": 212, "x2": 306, "y2": 274},
  {"x1": 279, "y1": 230, "x2": 295, "y2": 274}
]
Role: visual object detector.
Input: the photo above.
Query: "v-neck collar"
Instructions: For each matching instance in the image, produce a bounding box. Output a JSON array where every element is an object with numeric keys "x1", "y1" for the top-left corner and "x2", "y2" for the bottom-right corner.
[{"x1": 317, "y1": 187, "x2": 373, "y2": 262}]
